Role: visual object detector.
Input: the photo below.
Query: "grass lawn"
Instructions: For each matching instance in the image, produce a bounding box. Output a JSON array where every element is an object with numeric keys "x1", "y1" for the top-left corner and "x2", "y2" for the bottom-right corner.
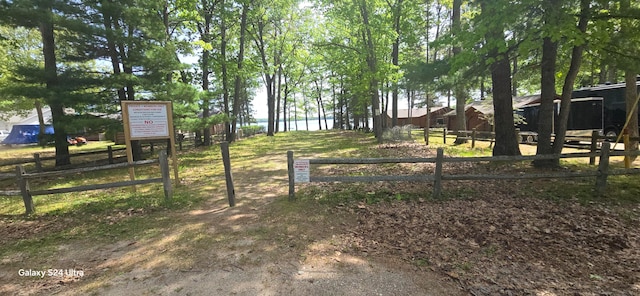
[{"x1": 1, "y1": 129, "x2": 639, "y2": 216}]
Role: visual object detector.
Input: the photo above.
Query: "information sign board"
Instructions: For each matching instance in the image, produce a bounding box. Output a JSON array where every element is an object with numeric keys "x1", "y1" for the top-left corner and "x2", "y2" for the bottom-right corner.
[
  {"x1": 120, "y1": 101, "x2": 179, "y2": 182},
  {"x1": 126, "y1": 103, "x2": 169, "y2": 139},
  {"x1": 293, "y1": 159, "x2": 310, "y2": 183}
]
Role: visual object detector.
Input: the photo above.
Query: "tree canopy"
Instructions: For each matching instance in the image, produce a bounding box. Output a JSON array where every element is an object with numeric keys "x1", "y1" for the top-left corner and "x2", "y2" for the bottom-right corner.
[{"x1": 1, "y1": 0, "x2": 639, "y2": 161}]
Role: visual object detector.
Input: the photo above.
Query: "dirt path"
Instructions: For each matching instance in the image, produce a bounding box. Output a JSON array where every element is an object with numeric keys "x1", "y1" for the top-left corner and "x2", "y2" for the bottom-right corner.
[{"x1": 1, "y1": 141, "x2": 464, "y2": 296}]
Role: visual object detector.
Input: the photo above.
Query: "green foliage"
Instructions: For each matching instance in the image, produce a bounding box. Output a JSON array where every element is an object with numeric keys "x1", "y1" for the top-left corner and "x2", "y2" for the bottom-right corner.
[{"x1": 239, "y1": 125, "x2": 265, "y2": 136}]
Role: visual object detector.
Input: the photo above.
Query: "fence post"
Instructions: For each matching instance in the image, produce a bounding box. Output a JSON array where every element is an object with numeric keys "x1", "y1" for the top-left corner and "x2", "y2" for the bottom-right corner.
[
  {"x1": 158, "y1": 150, "x2": 172, "y2": 202},
  {"x1": 515, "y1": 128, "x2": 521, "y2": 143},
  {"x1": 589, "y1": 131, "x2": 598, "y2": 165},
  {"x1": 443, "y1": 128, "x2": 447, "y2": 144},
  {"x1": 16, "y1": 165, "x2": 34, "y2": 215},
  {"x1": 471, "y1": 128, "x2": 476, "y2": 148},
  {"x1": 33, "y1": 153, "x2": 42, "y2": 172},
  {"x1": 288, "y1": 150, "x2": 295, "y2": 201},
  {"x1": 624, "y1": 132, "x2": 630, "y2": 169},
  {"x1": 424, "y1": 127, "x2": 429, "y2": 146},
  {"x1": 108, "y1": 145, "x2": 114, "y2": 164},
  {"x1": 433, "y1": 148, "x2": 444, "y2": 199},
  {"x1": 596, "y1": 142, "x2": 611, "y2": 194},
  {"x1": 220, "y1": 141, "x2": 236, "y2": 207}
]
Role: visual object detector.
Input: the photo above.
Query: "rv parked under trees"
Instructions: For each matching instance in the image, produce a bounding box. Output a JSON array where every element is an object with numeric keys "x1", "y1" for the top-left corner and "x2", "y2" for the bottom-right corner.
[
  {"x1": 516, "y1": 81, "x2": 640, "y2": 143},
  {"x1": 572, "y1": 81, "x2": 640, "y2": 139}
]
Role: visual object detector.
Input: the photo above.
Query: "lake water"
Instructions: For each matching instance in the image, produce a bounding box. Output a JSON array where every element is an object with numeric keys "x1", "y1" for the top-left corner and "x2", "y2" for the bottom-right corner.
[
  {"x1": 252, "y1": 117, "x2": 378, "y2": 131},
  {"x1": 255, "y1": 119, "x2": 335, "y2": 131}
]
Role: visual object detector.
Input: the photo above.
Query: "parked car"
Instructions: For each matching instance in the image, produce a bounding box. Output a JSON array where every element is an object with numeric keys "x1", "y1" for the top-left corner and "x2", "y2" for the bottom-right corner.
[
  {"x1": 75, "y1": 136, "x2": 87, "y2": 145},
  {"x1": 67, "y1": 136, "x2": 87, "y2": 146}
]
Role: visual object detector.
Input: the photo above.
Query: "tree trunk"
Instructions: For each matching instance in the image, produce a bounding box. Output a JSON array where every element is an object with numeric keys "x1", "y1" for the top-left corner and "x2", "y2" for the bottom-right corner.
[
  {"x1": 534, "y1": 36, "x2": 558, "y2": 167},
  {"x1": 266, "y1": 75, "x2": 276, "y2": 135},
  {"x1": 283, "y1": 75, "x2": 289, "y2": 132},
  {"x1": 357, "y1": 0, "x2": 382, "y2": 142},
  {"x1": 491, "y1": 55, "x2": 521, "y2": 156},
  {"x1": 200, "y1": 0, "x2": 213, "y2": 145},
  {"x1": 452, "y1": 0, "x2": 467, "y2": 144},
  {"x1": 276, "y1": 65, "x2": 283, "y2": 133},
  {"x1": 512, "y1": 55, "x2": 518, "y2": 97},
  {"x1": 625, "y1": 71, "x2": 639, "y2": 159},
  {"x1": 390, "y1": 0, "x2": 403, "y2": 127},
  {"x1": 621, "y1": 0, "x2": 638, "y2": 160},
  {"x1": 253, "y1": 18, "x2": 277, "y2": 136},
  {"x1": 480, "y1": 0, "x2": 520, "y2": 156},
  {"x1": 231, "y1": 3, "x2": 248, "y2": 141},
  {"x1": 221, "y1": 0, "x2": 232, "y2": 142},
  {"x1": 35, "y1": 101, "x2": 46, "y2": 147},
  {"x1": 552, "y1": 0, "x2": 589, "y2": 158},
  {"x1": 39, "y1": 5, "x2": 70, "y2": 166}
]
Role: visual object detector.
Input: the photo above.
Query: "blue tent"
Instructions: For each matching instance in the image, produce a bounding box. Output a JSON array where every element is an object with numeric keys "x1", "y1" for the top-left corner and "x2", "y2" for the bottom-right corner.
[{"x1": 1, "y1": 124, "x2": 54, "y2": 145}]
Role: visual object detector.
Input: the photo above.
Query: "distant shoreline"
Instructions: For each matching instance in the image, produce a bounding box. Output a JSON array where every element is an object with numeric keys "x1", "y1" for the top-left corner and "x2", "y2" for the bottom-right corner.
[{"x1": 253, "y1": 117, "x2": 334, "y2": 123}]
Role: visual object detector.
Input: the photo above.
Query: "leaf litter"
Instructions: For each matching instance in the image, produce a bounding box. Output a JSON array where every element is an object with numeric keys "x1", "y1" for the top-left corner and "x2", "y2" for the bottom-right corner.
[{"x1": 310, "y1": 142, "x2": 640, "y2": 295}]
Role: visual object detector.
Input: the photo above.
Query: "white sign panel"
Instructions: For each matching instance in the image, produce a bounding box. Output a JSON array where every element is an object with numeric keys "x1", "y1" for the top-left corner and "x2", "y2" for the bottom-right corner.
[
  {"x1": 294, "y1": 159, "x2": 310, "y2": 183},
  {"x1": 127, "y1": 104, "x2": 170, "y2": 139}
]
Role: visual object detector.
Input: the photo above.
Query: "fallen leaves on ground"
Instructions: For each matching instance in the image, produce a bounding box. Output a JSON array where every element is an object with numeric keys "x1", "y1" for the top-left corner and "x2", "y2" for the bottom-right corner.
[
  {"x1": 346, "y1": 197, "x2": 639, "y2": 295},
  {"x1": 317, "y1": 142, "x2": 640, "y2": 295}
]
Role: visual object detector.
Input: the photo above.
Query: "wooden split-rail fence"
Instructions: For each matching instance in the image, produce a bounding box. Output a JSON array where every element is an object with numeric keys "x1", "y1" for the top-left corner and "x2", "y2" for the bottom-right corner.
[
  {"x1": 2, "y1": 151, "x2": 172, "y2": 215},
  {"x1": 287, "y1": 142, "x2": 640, "y2": 200},
  {"x1": 0, "y1": 146, "x2": 127, "y2": 179}
]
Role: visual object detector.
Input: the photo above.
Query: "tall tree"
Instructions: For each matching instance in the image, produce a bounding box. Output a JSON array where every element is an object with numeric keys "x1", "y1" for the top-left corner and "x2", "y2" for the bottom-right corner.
[
  {"x1": 534, "y1": 0, "x2": 561, "y2": 167},
  {"x1": 1, "y1": 0, "x2": 71, "y2": 165},
  {"x1": 196, "y1": 0, "x2": 216, "y2": 145},
  {"x1": 552, "y1": 0, "x2": 590, "y2": 157},
  {"x1": 451, "y1": 0, "x2": 467, "y2": 144},
  {"x1": 479, "y1": 0, "x2": 521, "y2": 156},
  {"x1": 620, "y1": 0, "x2": 639, "y2": 157},
  {"x1": 230, "y1": 1, "x2": 249, "y2": 141},
  {"x1": 388, "y1": 0, "x2": 403, "y2": 127}
]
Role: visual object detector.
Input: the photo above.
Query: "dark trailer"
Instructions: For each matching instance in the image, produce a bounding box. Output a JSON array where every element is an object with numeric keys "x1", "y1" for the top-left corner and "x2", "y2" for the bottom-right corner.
[
  {"x1": 572, "y1": 81, "x2": 640, "y2": 138},
  {"x1": 516, "y1": 97, "x2": 604, "y2": 142}
]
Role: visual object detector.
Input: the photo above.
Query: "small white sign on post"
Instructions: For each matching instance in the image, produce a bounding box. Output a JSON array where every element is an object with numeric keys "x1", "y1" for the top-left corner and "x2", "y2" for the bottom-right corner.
[{"x1": 293, "y1": 159, "x2": 310, "y2": 183}]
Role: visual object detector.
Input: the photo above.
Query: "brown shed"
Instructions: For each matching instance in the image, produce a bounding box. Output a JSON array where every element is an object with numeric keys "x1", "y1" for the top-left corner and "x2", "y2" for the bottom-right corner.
[
  {"x1": 385, "y1": 106, "x2": 452, "y2": 128},
  {"x1": 443, "y1": 95, "x2": 542, "y2": 132}
]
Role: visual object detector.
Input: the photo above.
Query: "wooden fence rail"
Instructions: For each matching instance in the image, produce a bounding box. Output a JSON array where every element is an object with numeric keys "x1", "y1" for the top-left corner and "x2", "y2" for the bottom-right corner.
[
  {"x1": 0, "y1": 146, "x2": 127, "y2": 177},
  {"x1": 3, "y1": 150, "x2": 172, "y2": 215},
  {"x1": 433, "y1": 128, "x2": 640, "y2": 151},
  {"x1": 287, "y1": 142, "x2": 640, "y2": 200}
]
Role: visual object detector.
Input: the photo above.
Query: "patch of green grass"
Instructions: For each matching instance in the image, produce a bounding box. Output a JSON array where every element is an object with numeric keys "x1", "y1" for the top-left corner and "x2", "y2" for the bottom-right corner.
[
  {"x1": 413, "y1": 257, "x2": 431, "y2": 267},
  {"x1": 456, "y1": 261, "x2": 473, "y2": 272},
  {"x1": 298, "y1": 183, "x2": 424, "y2": 204},
  {"x1": 482, "y1": 245, "x2": 498, "y2": 257}
]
